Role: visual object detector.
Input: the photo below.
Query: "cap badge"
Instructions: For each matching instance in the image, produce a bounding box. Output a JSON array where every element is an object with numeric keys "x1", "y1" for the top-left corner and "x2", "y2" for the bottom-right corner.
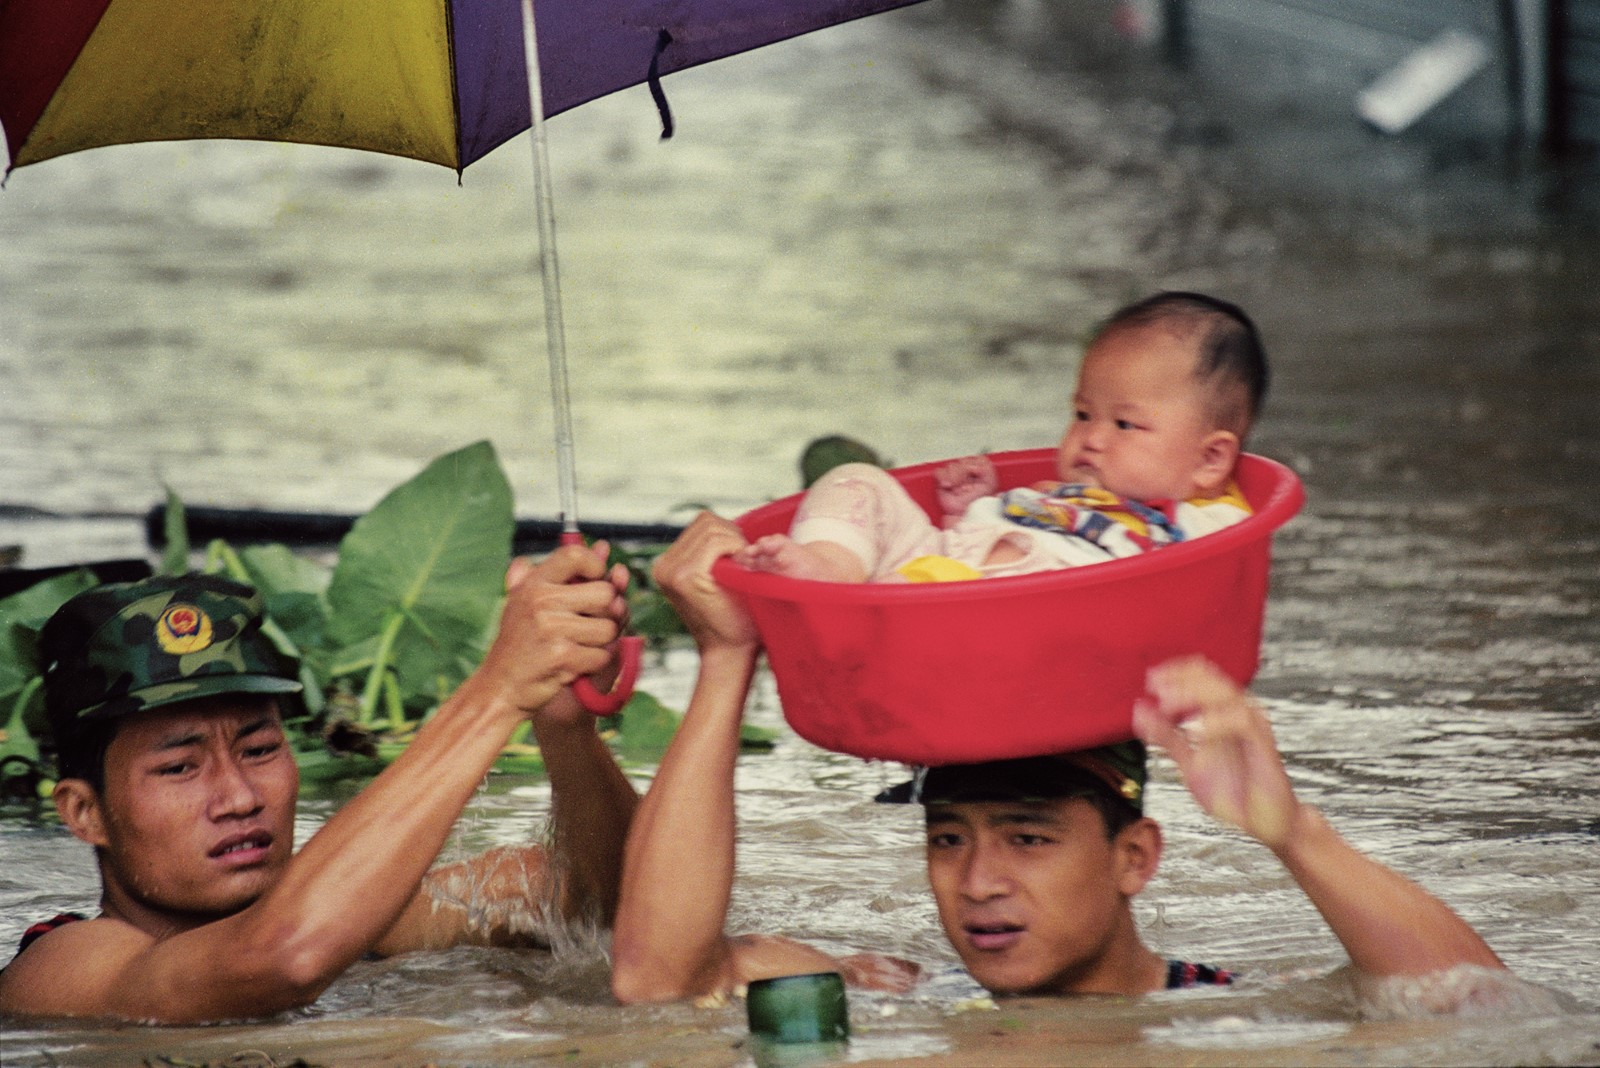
[{"x1": 157, "y1": 603, "x2": 213, "y2": 655}]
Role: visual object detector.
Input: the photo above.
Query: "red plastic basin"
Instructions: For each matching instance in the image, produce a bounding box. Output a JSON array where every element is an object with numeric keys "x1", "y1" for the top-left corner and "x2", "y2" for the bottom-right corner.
[{"x1": 712, "y1": 450, "x2": 1304, "y2": 765}]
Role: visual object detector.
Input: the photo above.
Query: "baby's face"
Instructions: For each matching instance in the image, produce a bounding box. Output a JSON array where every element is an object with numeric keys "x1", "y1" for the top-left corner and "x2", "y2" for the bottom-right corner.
[{"x1": 1055, "y1": 324, "x2": 1223, "y2": 502}]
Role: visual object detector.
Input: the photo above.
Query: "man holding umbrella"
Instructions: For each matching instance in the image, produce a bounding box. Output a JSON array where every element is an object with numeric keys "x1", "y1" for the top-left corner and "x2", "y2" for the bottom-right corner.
[
  {"x1": 0, "y1": 543, "x2": 637, "y2": 1023},
  {"x1": 611, "y1": 513, "x2": 1508, "y2": 1005}
]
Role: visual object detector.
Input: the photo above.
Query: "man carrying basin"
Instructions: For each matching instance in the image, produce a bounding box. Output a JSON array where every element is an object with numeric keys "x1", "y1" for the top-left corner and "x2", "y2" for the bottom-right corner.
[
  {"x1": 610, "y1": 513, "x2": 1506, "y2": 1004},
  {"x1": 0, "y1": 546, "x2": 637, "y2": 1023}
]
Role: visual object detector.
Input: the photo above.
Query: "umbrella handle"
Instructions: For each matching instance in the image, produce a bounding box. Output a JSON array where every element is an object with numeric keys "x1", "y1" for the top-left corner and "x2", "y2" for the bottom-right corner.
[
  {"x1": 573, "y1": 635, "x2": 643, "y2": 716},
  {"x1": 559, "y1": 529, "x2": 642, "y2": 715}
]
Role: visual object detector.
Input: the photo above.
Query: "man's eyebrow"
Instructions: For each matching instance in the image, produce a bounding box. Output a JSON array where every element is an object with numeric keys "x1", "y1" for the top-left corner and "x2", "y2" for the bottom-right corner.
[
  {"x1": 152, "y1": 715, "x2": 279, "y2": 751},
  {"x1": 236, "y1": 716, "x2": 278, "y2": 738}
]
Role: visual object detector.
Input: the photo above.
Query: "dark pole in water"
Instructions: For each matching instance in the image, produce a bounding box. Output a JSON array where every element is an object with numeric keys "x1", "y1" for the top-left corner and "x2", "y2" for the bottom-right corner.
[
  {"x1": 143, "y1": 505, "x2": 686, "y2": 553},
  {"x1": 1161, "y1": 0, "x2": 1191, "y2": 70}
]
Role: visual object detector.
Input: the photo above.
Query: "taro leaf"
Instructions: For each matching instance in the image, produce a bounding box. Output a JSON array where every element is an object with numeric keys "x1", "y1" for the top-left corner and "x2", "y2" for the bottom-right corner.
[
  {"x1": 291, "y1": 741, "x2": 387, "y2": 787},
  {"x1": 322, "y1": 633, "x2": 382, "y2": 681},
  {"x1": 605, "y1": 542, "x2": 686, "y2": 642},
  {"x1": 239, "y1": 543, "x2": 333, "y2": 666},
  {"x1": 598, "y1": 691, "x2": 769, "y2": 763},
  {"x1": 493, "y1": 748, "x2": 548, "y2": 775},
  {"x1": 605, "y1": 690, "x2": 682, "y2": 762},
  {"x1": 0, "y1": 570, "x2": 98, "y2": 740},
  {"x1": 1, "y1": 682, "x2": 43, "y2": 775},
  {"x1": 261, "y1": 591, "x2": 329, "y2": 661},
  {"x1": 159, "y1": 486, "x2": 190, "y2": 576},
  {"x1": 738, "y1": 722, "x2": 779, "y2": 751},
  {"x1": 323, "y1": 441, "x2": 513, "y2": 710},
  {"x1": 239, "y1": 542, "x2": 332, "y2": 599},
  {"x1": 626, "y1": 592, "x2": 687, "y2": 642}
]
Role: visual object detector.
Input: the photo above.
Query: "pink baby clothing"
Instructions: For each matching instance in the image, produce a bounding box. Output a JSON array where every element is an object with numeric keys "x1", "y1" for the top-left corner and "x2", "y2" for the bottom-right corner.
[{"x1": 790, "y1": 462, "x2": 1251, "y2": 582}]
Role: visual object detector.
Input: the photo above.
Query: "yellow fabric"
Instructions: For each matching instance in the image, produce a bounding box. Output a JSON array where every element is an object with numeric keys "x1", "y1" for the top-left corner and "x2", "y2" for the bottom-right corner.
[
  {"x1": 1058, "y1": 484, "x2": 1154, "y2": 539},
  {"x1": 895, "y1": 555, "x2": 984, "y2": 583},
  {"x1": 20, "y1": 0, "x2": 458, "y2": 169},
  {"x1": 1190, "y1": 480, "x2": 1252, "y2": 514}
]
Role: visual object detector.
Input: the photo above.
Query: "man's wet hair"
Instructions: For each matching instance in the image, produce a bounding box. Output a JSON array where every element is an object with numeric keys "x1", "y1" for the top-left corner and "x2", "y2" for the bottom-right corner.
[
  {"x1": 52, "y1": 719, "x2": 119, "y2": 793},
  {"x1": 1093, "y1": 291, "x2": 1270, "y2": 440},
  {"x1": 1080, "y1": 789, "x2": 1142, "y2": 841}
]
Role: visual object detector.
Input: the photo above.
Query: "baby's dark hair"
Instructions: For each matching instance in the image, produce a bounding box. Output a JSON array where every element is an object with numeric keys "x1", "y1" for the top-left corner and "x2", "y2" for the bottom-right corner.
[{"x1": 1094, "y1": 291, "x2": 1270, "y2": 440}]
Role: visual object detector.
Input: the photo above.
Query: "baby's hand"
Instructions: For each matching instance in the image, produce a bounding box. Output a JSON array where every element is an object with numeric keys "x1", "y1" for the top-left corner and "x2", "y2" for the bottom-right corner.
[{"x1": 936, "y1": 455, "x2": 998, "y2": 524}]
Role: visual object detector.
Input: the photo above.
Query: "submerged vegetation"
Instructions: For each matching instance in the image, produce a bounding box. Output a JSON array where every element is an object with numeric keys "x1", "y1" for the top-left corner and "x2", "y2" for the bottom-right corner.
[{"x1": 0, "y1": 441, "x2": 772, "y2": 804}]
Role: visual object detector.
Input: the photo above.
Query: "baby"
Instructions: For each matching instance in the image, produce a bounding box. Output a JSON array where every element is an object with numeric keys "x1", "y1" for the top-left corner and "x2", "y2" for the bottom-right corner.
[{"x1": 736, "y1": 292, "x2": 1270, "y2": 583}]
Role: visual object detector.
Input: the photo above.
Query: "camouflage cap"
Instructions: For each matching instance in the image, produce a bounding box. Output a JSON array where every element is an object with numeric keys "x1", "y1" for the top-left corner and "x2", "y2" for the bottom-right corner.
[
  {"x1": 40, "y1": 574, "x2": 302, "y2": 736},
  {"x1": 874, "y1": 741, "x2": 1148, "y2": 814}
]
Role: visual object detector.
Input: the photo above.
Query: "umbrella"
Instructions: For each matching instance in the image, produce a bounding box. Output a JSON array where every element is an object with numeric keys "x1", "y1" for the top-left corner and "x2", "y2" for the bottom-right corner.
[
  {"x1": 0, "y1": 1, "x2": 927, "y2": 174},
  {"x1": 0, "y1": 0, "x2": 927, "y2": 710}
]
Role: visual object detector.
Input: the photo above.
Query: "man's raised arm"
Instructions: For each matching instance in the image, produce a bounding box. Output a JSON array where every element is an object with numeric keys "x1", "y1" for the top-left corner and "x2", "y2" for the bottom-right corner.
[
  {"x1": 1, "y1": 544, "x2": 627, "y2": 1023},
  {"x1": 378, "y1": 547, "x2": 640, "y2": 954},
  {"x1": 610, "y1": 513, "x2": 843, "y2": 1004},
  {"x1": 1134, "y1": 656, "x2": 1505, "y2": 979}
]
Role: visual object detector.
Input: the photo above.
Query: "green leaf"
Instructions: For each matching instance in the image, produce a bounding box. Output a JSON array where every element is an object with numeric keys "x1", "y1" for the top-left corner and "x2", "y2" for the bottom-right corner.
[
  {"x1": 625, "y1": 594, "x2": 686, "y2": 642},
  {"x1": 159, "y1": 486, "x2": 190, "y2": 576},
  {"x1": 0, "y1": 570, "x2": 98, "y2": 735},
  {"x1": 238, "y1": 542, "x2": 332, "y2": 599},
  {"x1": 598, "y1": 691, "x2": 772, "y2": 763},
  {"x1": 260, "y1": 590, "x2": 329, "y2": 659},
  {"x1": 1, "y1": 677, "x2": 43, "y2": 768},
  {"x1": 291, "y1": 744, "x2": 387, "y2": 786},
  {"x1": 602, "y1": 541, "x2": 684, "y2": 642},
  {"x1": 323, "y1": 441, "x2": 513, "y2": 710},
  {"x1": 606, "y1": 690, "x2": 682, "y2": 761},
  {"x1": 492, "y1": 750, "x2": 548, "y2": 775},
  {"x1": 739, "y1": 723, "x2": 780, "y2": 751},
  {"x1": 322, "y1": 634, "x2": 382, "y2": 680}
]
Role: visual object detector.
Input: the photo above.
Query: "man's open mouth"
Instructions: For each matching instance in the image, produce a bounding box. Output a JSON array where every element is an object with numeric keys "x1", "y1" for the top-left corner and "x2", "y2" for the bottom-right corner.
[
  {"x1": 965, "y1": 922, "x2": 1024, "y2": 951},
  {"x1": 210, "y1": 832, "x2": 272, "y2": 862}
]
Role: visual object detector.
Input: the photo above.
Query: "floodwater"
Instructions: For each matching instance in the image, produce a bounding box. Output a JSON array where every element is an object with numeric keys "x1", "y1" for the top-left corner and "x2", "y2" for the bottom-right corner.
[{"x1": 3, "y1": 2, "x2": 1599, "y2": 1065}]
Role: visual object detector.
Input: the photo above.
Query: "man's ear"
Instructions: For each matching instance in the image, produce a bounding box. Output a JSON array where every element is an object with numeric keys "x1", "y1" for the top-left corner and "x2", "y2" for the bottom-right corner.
[
  {"x1": 54, "y1": 779, "x2": 110, "y2": 848},
  {"x1": 1113, "y1": 817, "x2": 1163, "y2": 897},
  {"x1": 1192, "y1": 430, "x2": 1241, "y2": 496}
]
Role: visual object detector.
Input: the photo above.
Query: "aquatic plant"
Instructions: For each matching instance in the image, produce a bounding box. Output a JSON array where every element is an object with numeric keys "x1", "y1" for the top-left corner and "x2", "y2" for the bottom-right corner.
[{"x1": 0, "y1": 441, "x2": 770, "y2": 801}]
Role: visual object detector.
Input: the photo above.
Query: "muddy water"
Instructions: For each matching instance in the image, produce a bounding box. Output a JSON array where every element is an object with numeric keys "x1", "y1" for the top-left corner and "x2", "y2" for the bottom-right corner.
[{"x1": 3, "y1": 2, "x2": 1599, "y2": 1065}]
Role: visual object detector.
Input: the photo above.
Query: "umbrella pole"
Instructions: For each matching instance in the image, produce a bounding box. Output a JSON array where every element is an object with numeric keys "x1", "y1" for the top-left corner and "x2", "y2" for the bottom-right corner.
[
  {"x1": 518, "y1": 0, "x2": 644, "y2": 719},
  {"x1": 519, "y1": 0, "x2": 581, "y2": 539}
]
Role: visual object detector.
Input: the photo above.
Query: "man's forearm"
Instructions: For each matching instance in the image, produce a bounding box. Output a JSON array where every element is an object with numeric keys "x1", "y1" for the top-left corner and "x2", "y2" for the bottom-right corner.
[
  {"x1": 251, "y1": 673, "x2": 530, "y2": 976},
  {"x1": 533, "y1": 701, "x2": 639, "y2": 925},
  {"x1": 611, "y1": 645, "x2": 757, "y2": 1003}
]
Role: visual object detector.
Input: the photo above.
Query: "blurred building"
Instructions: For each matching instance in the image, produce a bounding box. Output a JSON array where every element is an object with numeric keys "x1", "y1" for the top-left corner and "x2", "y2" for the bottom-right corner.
[{"x1": 1143, "y1": 1, "x2": 1594, "y2": 150}]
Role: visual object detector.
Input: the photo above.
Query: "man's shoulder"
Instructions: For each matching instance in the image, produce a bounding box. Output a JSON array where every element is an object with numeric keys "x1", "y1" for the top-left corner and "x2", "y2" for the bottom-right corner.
[
  {"x1": 0, "y1": 912, "x2": 151, "y2": 1015},
  {"x1": 16, "y1": 912, "x2": 88, "y2": 956}
]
